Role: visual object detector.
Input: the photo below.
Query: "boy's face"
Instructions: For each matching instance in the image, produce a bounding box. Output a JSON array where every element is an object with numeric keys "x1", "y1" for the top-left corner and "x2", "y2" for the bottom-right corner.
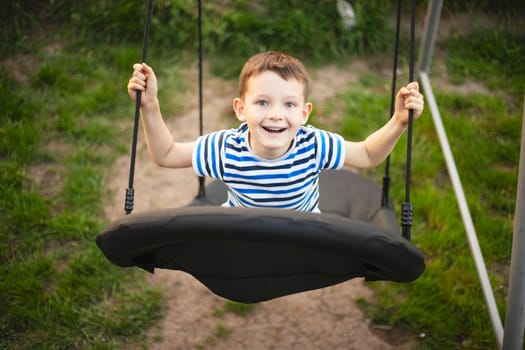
[{"x1": 233, "y1": 71, "x2": 312, "y2": 159}]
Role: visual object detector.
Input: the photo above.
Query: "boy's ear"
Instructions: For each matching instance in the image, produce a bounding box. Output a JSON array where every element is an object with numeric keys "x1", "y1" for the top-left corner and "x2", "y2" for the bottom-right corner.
[
  {"x1": 302, "y1": 102, "x2": 313, "y2": 125},
  {"x1": 233, "y1": 98, "x2": 246, "y2": 122}
]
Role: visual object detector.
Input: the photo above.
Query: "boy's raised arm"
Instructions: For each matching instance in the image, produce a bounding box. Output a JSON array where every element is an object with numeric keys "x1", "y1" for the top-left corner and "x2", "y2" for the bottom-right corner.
[
  {"x1": 343, "y1": 82, "x2": 424, "y2": 169},
  {"x1": 127, "y1": 63, "x2": 195, "y2": 169}
]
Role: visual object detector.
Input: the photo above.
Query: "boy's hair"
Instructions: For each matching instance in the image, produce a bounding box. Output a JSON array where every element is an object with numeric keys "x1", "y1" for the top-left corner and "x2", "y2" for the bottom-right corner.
[{"x1": 238, "y1": 51, "x2": 310, "y2": 100}]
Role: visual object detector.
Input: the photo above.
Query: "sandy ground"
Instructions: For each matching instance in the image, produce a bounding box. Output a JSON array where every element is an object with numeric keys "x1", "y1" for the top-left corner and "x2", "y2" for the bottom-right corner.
[{"x1": 104, "y1": 62, "x2": 416, "y2": 350}]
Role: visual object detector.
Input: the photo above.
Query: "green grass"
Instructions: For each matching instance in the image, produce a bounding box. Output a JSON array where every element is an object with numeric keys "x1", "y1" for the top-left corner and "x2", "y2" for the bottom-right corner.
[
  {"x1": 0, "y1": 45, "x2": 169, "y2": 349},
  {"x1": 1, "y1": 1, "x2": 523, "y2": 349},
  {"x1": 446, "y1": 29, "x2": 525, "y2": 100}
]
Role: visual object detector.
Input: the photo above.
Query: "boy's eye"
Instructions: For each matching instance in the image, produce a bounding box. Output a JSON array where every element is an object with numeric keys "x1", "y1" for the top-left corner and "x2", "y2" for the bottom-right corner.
[
  {"x1": 285, "y1": 102, "x2": 297, "y2": 108},
  {"x1": 256, "y1": 100, "x2": 268, "y2": 106}
]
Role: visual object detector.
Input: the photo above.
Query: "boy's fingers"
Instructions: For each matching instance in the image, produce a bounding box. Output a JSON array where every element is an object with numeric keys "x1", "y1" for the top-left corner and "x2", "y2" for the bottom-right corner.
[
  {"x1": 398, "y1": 87, "x2": 410, "y2": 97},
  {"x1": 132, "y1": 69, "x2": 146, "y2": 82},
  {"x1": 130, "y1": 82, "x2": 144, "y2": 91},
  {"x1": 407, "y1": 81, "x2": 419, "y2": 90},
  {"x1": 141, "y1": 63, "x2": 154, "y2": 76}
]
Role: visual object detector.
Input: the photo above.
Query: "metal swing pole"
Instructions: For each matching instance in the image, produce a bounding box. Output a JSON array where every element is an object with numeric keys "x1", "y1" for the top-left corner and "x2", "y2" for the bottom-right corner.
[
  {"x1": 418, "y1": 0, "x2": 504, "y2": 347},
  {"x1": 502, "y1": 94, "x2": 525, "y2": 349}
]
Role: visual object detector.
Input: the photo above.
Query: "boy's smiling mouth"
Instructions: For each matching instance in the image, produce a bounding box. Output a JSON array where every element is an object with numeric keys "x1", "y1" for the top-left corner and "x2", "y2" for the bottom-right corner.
[{"x1": 262, "y1": 126, "x2": 287, "y2": 133}]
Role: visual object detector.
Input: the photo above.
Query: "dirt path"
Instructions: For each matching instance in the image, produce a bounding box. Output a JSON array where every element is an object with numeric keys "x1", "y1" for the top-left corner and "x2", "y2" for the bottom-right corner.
[{"x1": 104, "y1": 62, "x2": 415, "y2": 350}]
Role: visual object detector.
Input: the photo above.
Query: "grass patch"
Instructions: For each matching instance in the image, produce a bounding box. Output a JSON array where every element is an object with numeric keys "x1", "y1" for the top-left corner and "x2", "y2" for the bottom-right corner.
[
  {"x1": 0, "y1": 41, "x2": 170, "y2": 349},
  {"x1": 195, "y1": 323, "x2": 231, "y2": 350},
  {"x1": 445, "y1": 28, "x2": 525, "y2": 100},
  {"x1": 224, "y1": 300, "x2": 256, "y2": 316},
  {"x1": 213, "y1": 300, "x2": 256, "y2": 319}
]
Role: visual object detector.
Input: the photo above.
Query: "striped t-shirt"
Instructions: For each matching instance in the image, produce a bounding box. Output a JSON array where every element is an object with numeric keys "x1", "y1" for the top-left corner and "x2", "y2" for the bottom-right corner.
[{"x1": 192, "y1": 123, "x2": 345, "y2": 212}]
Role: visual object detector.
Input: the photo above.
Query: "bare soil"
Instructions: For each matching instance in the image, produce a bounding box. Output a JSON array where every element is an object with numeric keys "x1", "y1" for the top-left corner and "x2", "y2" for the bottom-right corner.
[{"x1": 104, "y1": 61, "x2": 416, "y2": 350}]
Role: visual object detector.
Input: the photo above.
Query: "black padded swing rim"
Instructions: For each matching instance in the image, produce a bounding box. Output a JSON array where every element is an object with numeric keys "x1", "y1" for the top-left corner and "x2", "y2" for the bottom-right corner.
[
  {"x1": 96, "y1": 204, "x2": 424, "y2": 303},
  {"x1": 98, "y1": 206, "x2": 423, "y2": 275},
  {"x1": 98, "y1": 170, "x2": 425, "y2": 303}
]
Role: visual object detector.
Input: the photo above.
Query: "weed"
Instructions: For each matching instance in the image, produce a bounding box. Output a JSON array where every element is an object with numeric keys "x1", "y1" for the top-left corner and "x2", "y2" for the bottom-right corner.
[{"x1": 224, "y1": 300, "x2": 255, "y2": 316}]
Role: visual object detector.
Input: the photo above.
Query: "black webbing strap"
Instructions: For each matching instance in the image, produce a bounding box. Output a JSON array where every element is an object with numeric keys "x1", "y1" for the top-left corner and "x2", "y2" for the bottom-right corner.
[
  {"x1": 401, "y1": 0, "x2": 417, "y2": 240},
  {"x1": 197, "y1": 0, "x2": 206, "y2": 198},
  {"x1": 381, "y1": 0, "x2": 402, "y2": 207},
  {"x1": 380, "y1": 0, "x2": 416, "y2": 240},
  {"x1": 125, "y1": 0, "x2": 153, "y2": 215}
]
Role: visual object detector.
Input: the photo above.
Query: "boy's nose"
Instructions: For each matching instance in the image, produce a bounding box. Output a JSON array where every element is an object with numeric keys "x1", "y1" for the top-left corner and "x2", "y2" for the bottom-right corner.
[{"x1": 268, "y1": 107, "x2": 285, "y2": 120}]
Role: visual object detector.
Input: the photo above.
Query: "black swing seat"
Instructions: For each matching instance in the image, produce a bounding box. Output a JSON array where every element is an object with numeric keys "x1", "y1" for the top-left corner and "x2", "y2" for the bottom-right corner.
[{"x1": 96, "y1": 170, "x2": 425, "y2": 303}]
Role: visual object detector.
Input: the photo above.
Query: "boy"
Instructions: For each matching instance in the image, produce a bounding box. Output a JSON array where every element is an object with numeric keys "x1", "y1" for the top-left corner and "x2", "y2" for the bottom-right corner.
[{"x1": 127, "y1": 51, "x2": 424, "y2": 212}]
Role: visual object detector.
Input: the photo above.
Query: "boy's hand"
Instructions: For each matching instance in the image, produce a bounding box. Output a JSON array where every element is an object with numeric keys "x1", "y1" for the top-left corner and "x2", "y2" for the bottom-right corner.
[
  {"x1": 394, "y1": 82, "x2": 424, "y2": 126},
  {"x1": 127, "y1": 63, "x2": 158, "y2": 108}
]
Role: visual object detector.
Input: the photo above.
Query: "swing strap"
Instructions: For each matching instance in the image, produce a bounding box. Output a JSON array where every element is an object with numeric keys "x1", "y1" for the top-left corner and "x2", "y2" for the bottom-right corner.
[
  {"x1": 124, "y1": 0, "x2": 154, "y2": 215},
  {"x1": 380, "y1": 0, "x2": 416, "y2": 240},
  {"x1": 401, "y1": 0, "x2": 417, "y2": 240},
  {"x1": 381, "y1": 0, "x2": 402, "y2": 207},
  {"x1": 197, "y1": 0, "x2": 206, "y2": 198}
]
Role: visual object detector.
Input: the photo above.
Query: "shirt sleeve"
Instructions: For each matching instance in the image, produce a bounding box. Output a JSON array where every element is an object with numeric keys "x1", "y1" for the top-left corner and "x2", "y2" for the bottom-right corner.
[
  {"x1": 316, "y1": 129, "x2": 346, "y2": 170},
  {"x1": 192, "y1": 130, "x2": 226, "y2": 179}
]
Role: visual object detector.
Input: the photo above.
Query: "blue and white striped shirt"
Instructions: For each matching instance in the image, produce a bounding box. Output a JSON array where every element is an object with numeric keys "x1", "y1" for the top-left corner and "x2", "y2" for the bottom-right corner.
[{"x1": 192, "y1": 123, "x2": 345, "y2": 212}]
